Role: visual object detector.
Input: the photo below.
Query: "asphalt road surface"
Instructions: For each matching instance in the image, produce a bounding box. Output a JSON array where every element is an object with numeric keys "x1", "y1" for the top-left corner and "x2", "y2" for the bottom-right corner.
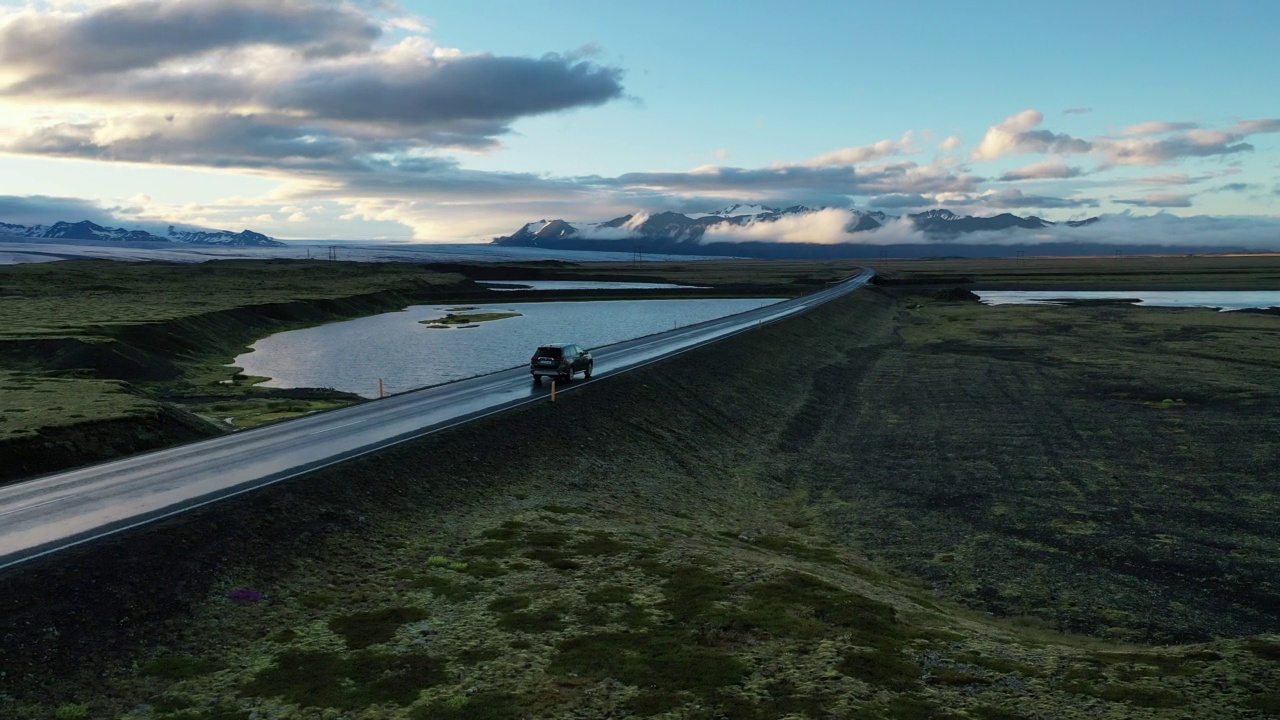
[{"x1": 0, "y1": 269, "x2": 874, "y2": 570}]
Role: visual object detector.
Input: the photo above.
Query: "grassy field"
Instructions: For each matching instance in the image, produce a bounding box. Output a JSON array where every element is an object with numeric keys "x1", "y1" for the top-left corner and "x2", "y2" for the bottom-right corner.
[
  {"x1": 0, "y1": 259, "x2": 467, "y2": 442},
  {"x1": 873, "y1": 253, "x2": 1280, "y2": 290},
  {"x1": 805, "y1": 293, "x2": 1280, "y2": 643},
  {"x1": 2, "y1": 279, "x2": 1279, "y2": 719},
  {"x1": 420, "y1": 310, "x2": 523, "y2": 327},
  {"x1": 0, "y1": 259, "x2": 466, "y2": 338},
  {"x1": 423, "y1": 258, "x2": 869, "y2": 291}
]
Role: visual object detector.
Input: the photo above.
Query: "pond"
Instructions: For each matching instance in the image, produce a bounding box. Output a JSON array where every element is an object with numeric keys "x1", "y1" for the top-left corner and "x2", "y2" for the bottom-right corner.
[
  {"x1": 233, "y1": 298, "x2": 784, "y2": 397},
  {"x1": 976, "y1": 290, "x2": 1280, "y2": 311}
]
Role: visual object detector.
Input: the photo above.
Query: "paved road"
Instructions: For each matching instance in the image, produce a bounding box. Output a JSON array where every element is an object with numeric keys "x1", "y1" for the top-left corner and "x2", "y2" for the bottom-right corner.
[{"x1": 0, "y1": 269, "x2": 874, "y2": 570}]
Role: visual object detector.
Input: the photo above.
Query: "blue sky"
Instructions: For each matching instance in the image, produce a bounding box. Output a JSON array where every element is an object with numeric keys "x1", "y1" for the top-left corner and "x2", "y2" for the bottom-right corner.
[{"x1": 0, "y1": 0, "x2": 1276, "y2": 243}]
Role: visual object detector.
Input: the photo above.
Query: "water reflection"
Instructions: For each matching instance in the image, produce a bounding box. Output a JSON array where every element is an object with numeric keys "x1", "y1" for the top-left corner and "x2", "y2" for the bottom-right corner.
[
  {"x1": 977, "y1": 290, "x2": 1280, "y2": 311},
  {"x1": 234, "y1": 298, "x2": 783, "y2": 397},
  {"x1": 481, "y1": 280, "x2": 710, "y2": 291}
]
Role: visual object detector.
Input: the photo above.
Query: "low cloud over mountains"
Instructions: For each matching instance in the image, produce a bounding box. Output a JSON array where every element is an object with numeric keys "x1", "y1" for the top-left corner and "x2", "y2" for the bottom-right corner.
[{"x1": 493, "y1": 205, "x2": 1280, "y2": 258}]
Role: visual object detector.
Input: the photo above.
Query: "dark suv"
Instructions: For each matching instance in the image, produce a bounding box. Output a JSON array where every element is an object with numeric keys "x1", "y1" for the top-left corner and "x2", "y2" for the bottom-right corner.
[{"x1": 530, "y1": 343, "x2": 593, "y2": 384}]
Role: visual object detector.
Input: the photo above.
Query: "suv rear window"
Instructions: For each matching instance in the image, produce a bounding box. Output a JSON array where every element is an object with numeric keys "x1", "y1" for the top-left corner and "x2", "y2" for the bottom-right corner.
[{"x1": 535, "y1": 347, "x2": 562, "y2": 358}]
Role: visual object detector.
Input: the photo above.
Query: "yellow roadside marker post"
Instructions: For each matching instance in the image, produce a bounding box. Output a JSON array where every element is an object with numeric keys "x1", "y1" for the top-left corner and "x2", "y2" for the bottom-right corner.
[
  {"x1": 551, "y1": 379, "x2": 557, "y2": 403},
  {"x1": 379, "y1": 378, "x2": 385, "y2": 398}
]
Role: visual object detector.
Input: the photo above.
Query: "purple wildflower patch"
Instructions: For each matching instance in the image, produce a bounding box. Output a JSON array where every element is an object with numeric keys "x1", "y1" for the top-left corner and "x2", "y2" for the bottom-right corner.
[{"x1": 227, "y1": 587, "x2": 264, "y2": 605}]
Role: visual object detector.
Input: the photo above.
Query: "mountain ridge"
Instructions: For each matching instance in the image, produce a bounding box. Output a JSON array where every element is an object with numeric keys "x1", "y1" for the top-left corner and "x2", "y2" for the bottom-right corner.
[
  {"x1": 493, "y1": 206, "x2": 1092, "y2": 251},
  {"x1": 489, "y1": 206, "x2": 1280, "y2": 258},
  {"x1": 0, "y1": 219, "x2": 285, "y2": 247}
]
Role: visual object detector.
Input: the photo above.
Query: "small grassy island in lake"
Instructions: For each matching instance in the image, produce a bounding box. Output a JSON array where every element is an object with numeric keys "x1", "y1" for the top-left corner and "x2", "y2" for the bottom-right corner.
[{"x1": 420, "y1": 308, "x2": 522, "y2": 328}]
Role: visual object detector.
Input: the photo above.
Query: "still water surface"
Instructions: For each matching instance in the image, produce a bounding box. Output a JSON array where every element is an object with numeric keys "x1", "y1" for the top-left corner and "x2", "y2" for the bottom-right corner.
[
  {"x1": 480, "y1": 280, "x2": 709, "y2": 291},
  {"x1": 977, "y1": 290, "x2": 1280, "y2": 311},
  {"x1": 234, "y1": 298, "x2": 783, "y2": 397}
]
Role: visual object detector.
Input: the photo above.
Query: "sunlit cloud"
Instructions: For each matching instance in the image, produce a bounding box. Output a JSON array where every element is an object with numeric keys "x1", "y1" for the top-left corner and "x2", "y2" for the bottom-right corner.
[
  {"x1": 971, "y1": 110, "x2": 1091, "y2": 161},
  {"x1": 0, "y1": 0, "x2": 627, "y2": 161},
  {"x1": 978, "y1": 188, "x2": 1098, "y2": 209},
  {"x1": 797, "y1": 132, "x2": 914, "y2": 167},
  {"x1": 1133, "y1": 172, "x2": 1198, "y2": 186},
  {"x1": 869, "y1": 193, "x2": 932, "y2": 209},
  {"x1": 1233, "y1": 118, "x2": 1280, "y2": 134},
  {"x1": 1121, "y1": 121, "x2": 1200, "y2": 135},
  {"x1": 702, "y1": 207, "x2": 869, "y2": 244},
  {"x1": 1096, "y1": 132, "x2": 1253, "y2": 167},
  {"x1": 997, "y1": 160, "x2": 1083, "y2": 181},
  {"x1": 0, "y1": 0, "x2": 380, "y2": 77},
  {"x1": 1116, "y1": 192, "x2": 1195, "y2": 208}
]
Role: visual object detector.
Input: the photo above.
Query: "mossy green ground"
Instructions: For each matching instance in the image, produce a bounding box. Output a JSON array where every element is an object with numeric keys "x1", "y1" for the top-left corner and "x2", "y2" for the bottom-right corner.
[
  {"x1": 420, "y1": 310, "x2": 522, "y2": 327},
  {"x1": 0, "y1": 259, "x2": 461, "y2": 338},
  {"x1": 0, "y1": 370, "x2": 154, "y2": 441},
  {"x1": 0, "y1": 259, "x2": 468, "y2": 455},
  {"x1": 3, "y1": 282, "x2": 1279, "y2": 719},
  {"x1": 878, "y1": 253, "x2": 1280, "y2": 290}
]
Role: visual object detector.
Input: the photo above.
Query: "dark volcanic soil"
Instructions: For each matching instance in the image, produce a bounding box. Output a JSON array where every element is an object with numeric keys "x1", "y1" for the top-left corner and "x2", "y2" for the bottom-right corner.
[{"x1": 2, "y1": 286, "x2": 1279, "y2": 719}]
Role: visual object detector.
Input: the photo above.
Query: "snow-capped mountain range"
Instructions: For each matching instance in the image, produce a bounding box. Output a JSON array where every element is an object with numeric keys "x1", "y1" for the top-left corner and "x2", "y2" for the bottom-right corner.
[
  {"x1": 493, "y1": 205, "x2": 1101, "y2": 248},
  {"x1": 0, "y1": 219, "x2": 285, "y2": 247}
]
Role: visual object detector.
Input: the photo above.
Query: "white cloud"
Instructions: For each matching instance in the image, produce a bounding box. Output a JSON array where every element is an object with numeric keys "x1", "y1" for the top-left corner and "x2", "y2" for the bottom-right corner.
[
  {"x1": 1121, "y1": 121, "x2": 1200, "y2": 135},
  {"x1": 797, "y1": 133, "x2": 913, "y2": 167},
  {"x1": 971, "y1": 109, "x2": 1091, "y2": 161},
  {"x1": 998, "y1": 159, "x2": 1083, "y2": 181},
  {"x1": 1115, "y1": 192, "x2": 1194, "y2": 208},
  {"x1": 702, "y1": 207, "x2": 860, "y2": 244},
  {"x1": 938, "y1": 135, "x2": 962, "y2": 151},
  {"x1": 1133, "y1": 172, "x2": 1195, "y2": 186},
  {"x1": 976, "y1": 188, "x2": 1097, "y2": 209},
  {"x1": 579, "y1": 211, "x2": 651, "y2": 240},
  {"x1": 1096, "y1": 133, "x2": 1252, "y2": 166},
  {"x1": 1233, "y1": 118, "x2": 1280, "y2": 134}
]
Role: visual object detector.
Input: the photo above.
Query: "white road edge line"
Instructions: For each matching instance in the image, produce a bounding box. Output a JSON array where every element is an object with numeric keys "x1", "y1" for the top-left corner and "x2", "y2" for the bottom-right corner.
[
  {"x1": 0, "y1": 496, "x2": 74, "y2": 517},
  {"x1": 306, "y1": 419, "x2": 368, "y2": 435}
]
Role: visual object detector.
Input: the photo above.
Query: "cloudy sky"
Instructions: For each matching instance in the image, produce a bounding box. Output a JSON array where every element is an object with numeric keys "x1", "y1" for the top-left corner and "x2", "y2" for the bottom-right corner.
[{"x1": 0, "y1": 0, "x2": 1277, "y2": 242}]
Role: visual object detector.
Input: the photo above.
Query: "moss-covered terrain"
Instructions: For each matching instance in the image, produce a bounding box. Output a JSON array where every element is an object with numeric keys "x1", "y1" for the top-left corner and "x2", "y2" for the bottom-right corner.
[
  {"x1": 0, "y1": 259, "x2": 481, "y2": 479},
  {"x1": 420, "y1": 309, "x2": 523, "y2": 328},
  {"x1": 872, "y1": 253, "x2": 1280, "y2": 291},
  {"x1": 1, "y1": 279, "x2": 1278, "y2": 719}
]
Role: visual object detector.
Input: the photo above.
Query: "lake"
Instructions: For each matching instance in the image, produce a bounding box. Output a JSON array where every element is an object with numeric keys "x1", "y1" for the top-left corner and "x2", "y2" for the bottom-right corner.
[
  {"x1": 480, "y1": 280, "x2": 709, "y2": 291},
  {"x1": 977, "y1": 290, "x2": 1280, "y2": 311},
  {"x1": 233, "y1": 298, "x2": 783, "y2": 397}
]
